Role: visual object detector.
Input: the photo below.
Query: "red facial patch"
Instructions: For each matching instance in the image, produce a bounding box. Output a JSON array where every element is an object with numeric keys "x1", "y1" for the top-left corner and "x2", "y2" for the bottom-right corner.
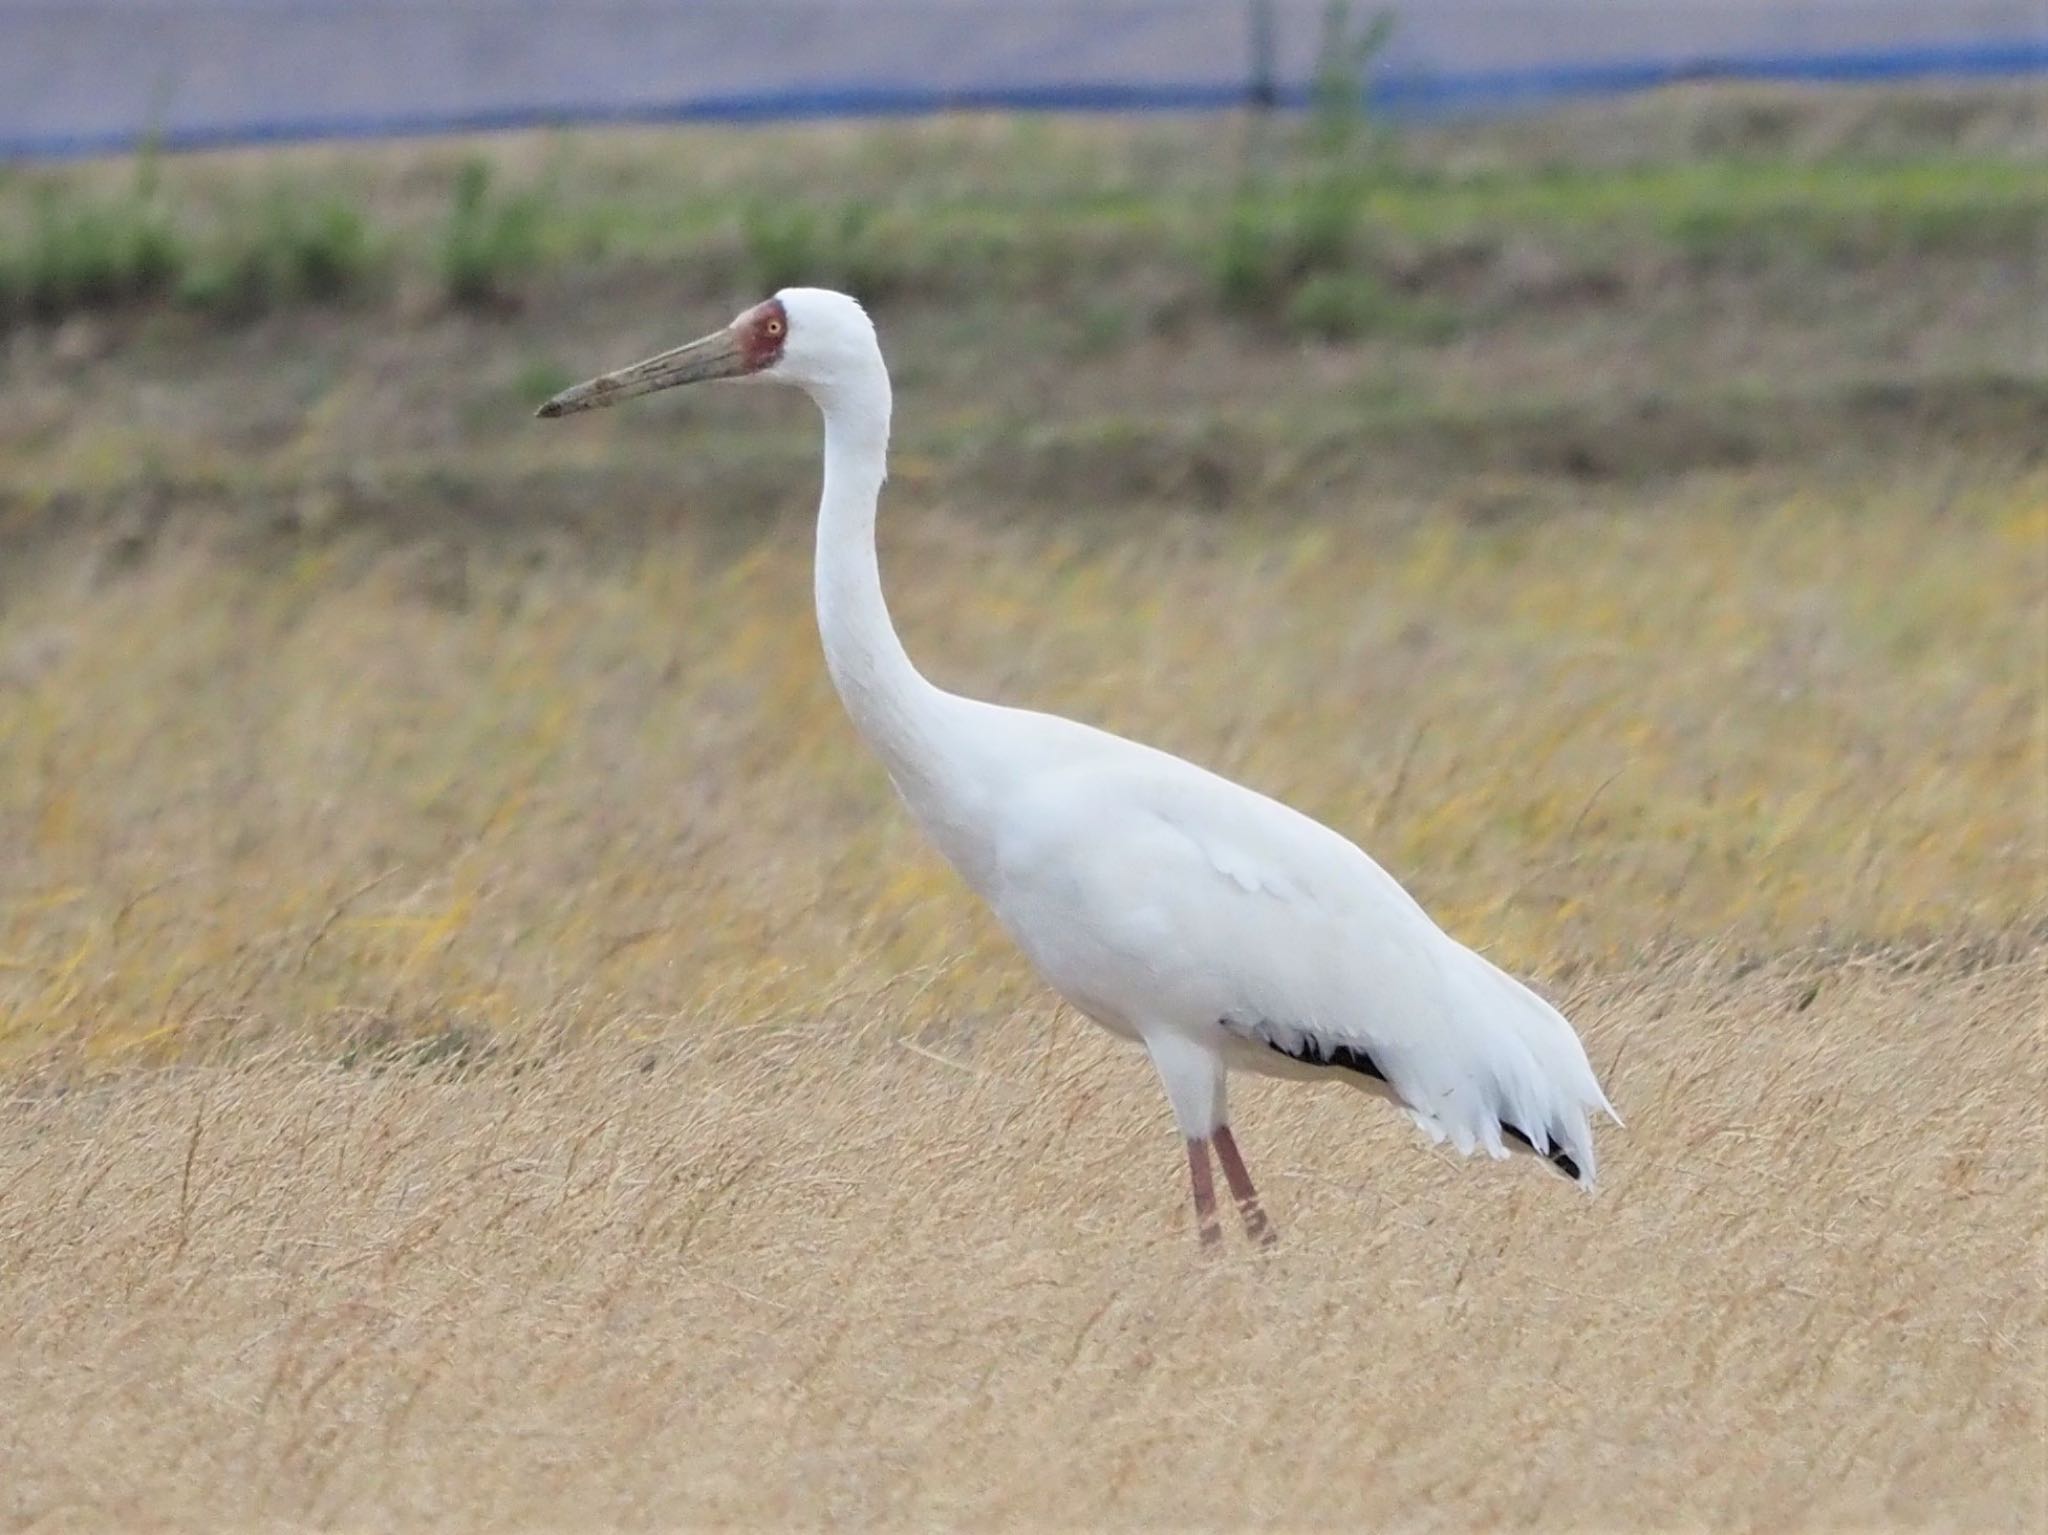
[{"x1": 737, "y1": 298, "x2": 789, "y2": 372}]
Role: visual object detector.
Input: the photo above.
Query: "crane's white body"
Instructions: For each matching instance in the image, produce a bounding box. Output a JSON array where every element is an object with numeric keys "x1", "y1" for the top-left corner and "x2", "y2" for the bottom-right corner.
[
  {"x1": 546, "y1": 287, "x2": 1619, "y2": 1234},
  {"x1": 857, "y1": 678, "x2": 1613, "y2": 1180},
  {"x1": 791, "y1": 287, "x2": 1616, "y2": 1185}
]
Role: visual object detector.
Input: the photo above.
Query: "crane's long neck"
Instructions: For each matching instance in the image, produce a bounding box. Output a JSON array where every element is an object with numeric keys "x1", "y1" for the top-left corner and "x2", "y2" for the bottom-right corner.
[{"x1": 810, "y1": 367, "x2": 949, "y2": 795}]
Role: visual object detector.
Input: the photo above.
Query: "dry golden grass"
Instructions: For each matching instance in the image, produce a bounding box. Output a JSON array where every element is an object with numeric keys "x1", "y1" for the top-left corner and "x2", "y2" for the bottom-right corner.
[
  {"x1": 1, "y1": 467, "x2": 2040, "y2": 1059},
  {"x1": 2, "y1": 948, "x2": 2042, "y2": 1529},
  {"x1": 1, "y1": 455, "x2": 2043, "y2": 1529}
]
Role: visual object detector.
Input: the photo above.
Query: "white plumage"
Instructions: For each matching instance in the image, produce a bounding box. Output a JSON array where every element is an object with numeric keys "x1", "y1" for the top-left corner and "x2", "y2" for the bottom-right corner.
[{"x1": 540, "y1": 287, "x2": 1621, "y2": 1245}]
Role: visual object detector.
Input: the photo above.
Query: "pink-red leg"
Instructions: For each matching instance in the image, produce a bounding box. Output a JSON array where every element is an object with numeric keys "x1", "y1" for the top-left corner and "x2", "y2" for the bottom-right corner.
[
  {"x1": 1212, "y1": 1124, "x2": 1278, "y2": 1247},
  {"x1": 1185, "y1": 1137, "x2": 1222, "y2": 1247}
]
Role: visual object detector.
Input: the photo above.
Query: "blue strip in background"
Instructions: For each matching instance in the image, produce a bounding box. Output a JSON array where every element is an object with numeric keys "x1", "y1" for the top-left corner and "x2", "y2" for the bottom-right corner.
[{"x1": 3, "y1": 38, "x2": 2044, "y2": 161}]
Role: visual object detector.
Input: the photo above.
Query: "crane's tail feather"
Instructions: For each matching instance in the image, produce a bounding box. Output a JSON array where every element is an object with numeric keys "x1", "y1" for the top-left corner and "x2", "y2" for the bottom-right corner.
[
  {"x1": 1500, "y1": 1121, "x2": 1584, "y2": 1183},
  {"x1": 1407, "y1": 1097, "x2": 1599, "y2": 1189},
  {"x1": 1240, "y1": 1004, "x2": 1609, "y2": 1189},
  {"x1": 1356, "y1": 949, "x2": 1615, "y2": 1189},
  {"x1": 1445, "y1": 952, "x2": 1612, "y2": 1188},
  {"x1": 1223, "y1": 942, "x2": 1617, "y2": 1190}
]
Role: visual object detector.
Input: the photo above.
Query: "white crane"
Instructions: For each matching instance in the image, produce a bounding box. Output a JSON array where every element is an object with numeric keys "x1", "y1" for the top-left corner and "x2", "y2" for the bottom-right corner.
[{"x1": 539, "y1": 288, "x2": 1620, "y2": 1246}]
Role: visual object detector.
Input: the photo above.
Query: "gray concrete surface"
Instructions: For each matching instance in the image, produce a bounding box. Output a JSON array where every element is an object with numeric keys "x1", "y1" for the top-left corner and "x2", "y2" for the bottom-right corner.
[{"x1": 4, "y1": 1, "x2": 2042, "y2": 156}]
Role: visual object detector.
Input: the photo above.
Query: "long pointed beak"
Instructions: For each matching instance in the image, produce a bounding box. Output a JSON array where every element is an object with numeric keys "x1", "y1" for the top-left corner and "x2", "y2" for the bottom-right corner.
[{"x1": 536, "y1": 326, "x2": 749, "y2": 418}]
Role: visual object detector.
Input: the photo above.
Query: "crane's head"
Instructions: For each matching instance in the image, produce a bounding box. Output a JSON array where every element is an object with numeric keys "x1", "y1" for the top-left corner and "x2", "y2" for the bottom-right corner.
[{"x1": 535, "y1": 288, "x2": 881, "y2": 418}]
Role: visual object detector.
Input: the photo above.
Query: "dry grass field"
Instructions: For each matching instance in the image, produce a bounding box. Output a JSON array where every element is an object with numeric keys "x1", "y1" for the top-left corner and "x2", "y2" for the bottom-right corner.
[
  {"x1": 1, "y1": 950, "x2": 2039, "y2": 1529},
  {"x1": 2, "y1": 87, "x2": 2045, "y2": 1529}
]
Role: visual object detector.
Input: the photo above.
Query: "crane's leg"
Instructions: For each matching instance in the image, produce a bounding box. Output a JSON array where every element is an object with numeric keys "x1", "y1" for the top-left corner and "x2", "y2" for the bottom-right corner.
[
  {"x1": 1211, "y1": 1124, "x2": 1278, "y2": 1247},
  {"x1": 1185, "y1": 1136, "x2": 1222, "y2": 1247},
  {"x1": 1142, "y1": 1030, "x2": 1229, "y2": 1250}
]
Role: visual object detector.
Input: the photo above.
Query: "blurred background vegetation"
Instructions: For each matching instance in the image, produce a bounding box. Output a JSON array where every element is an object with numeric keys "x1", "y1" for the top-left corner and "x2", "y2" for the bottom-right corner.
[{"x1": 4, "y1": 65, "x2": 2045, "y2": 331}]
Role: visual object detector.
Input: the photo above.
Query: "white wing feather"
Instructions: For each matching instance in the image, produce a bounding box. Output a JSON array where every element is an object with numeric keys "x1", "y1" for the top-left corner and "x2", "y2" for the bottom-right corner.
[{"x1": 979, "y1": 715, "x2": 1617, "y2": 1184}]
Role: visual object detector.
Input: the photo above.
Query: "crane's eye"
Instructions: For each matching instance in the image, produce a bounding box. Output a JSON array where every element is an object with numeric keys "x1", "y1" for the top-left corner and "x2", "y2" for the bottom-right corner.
[{"x1": 764, "y1": 317, "x2": 785, "y2": 338}]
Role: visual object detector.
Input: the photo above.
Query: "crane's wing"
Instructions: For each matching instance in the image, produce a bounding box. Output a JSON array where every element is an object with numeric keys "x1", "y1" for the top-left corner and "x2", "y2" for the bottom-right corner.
[{"x1": 992, "y1": 749, "x2": 1617, "y2": 1183}]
